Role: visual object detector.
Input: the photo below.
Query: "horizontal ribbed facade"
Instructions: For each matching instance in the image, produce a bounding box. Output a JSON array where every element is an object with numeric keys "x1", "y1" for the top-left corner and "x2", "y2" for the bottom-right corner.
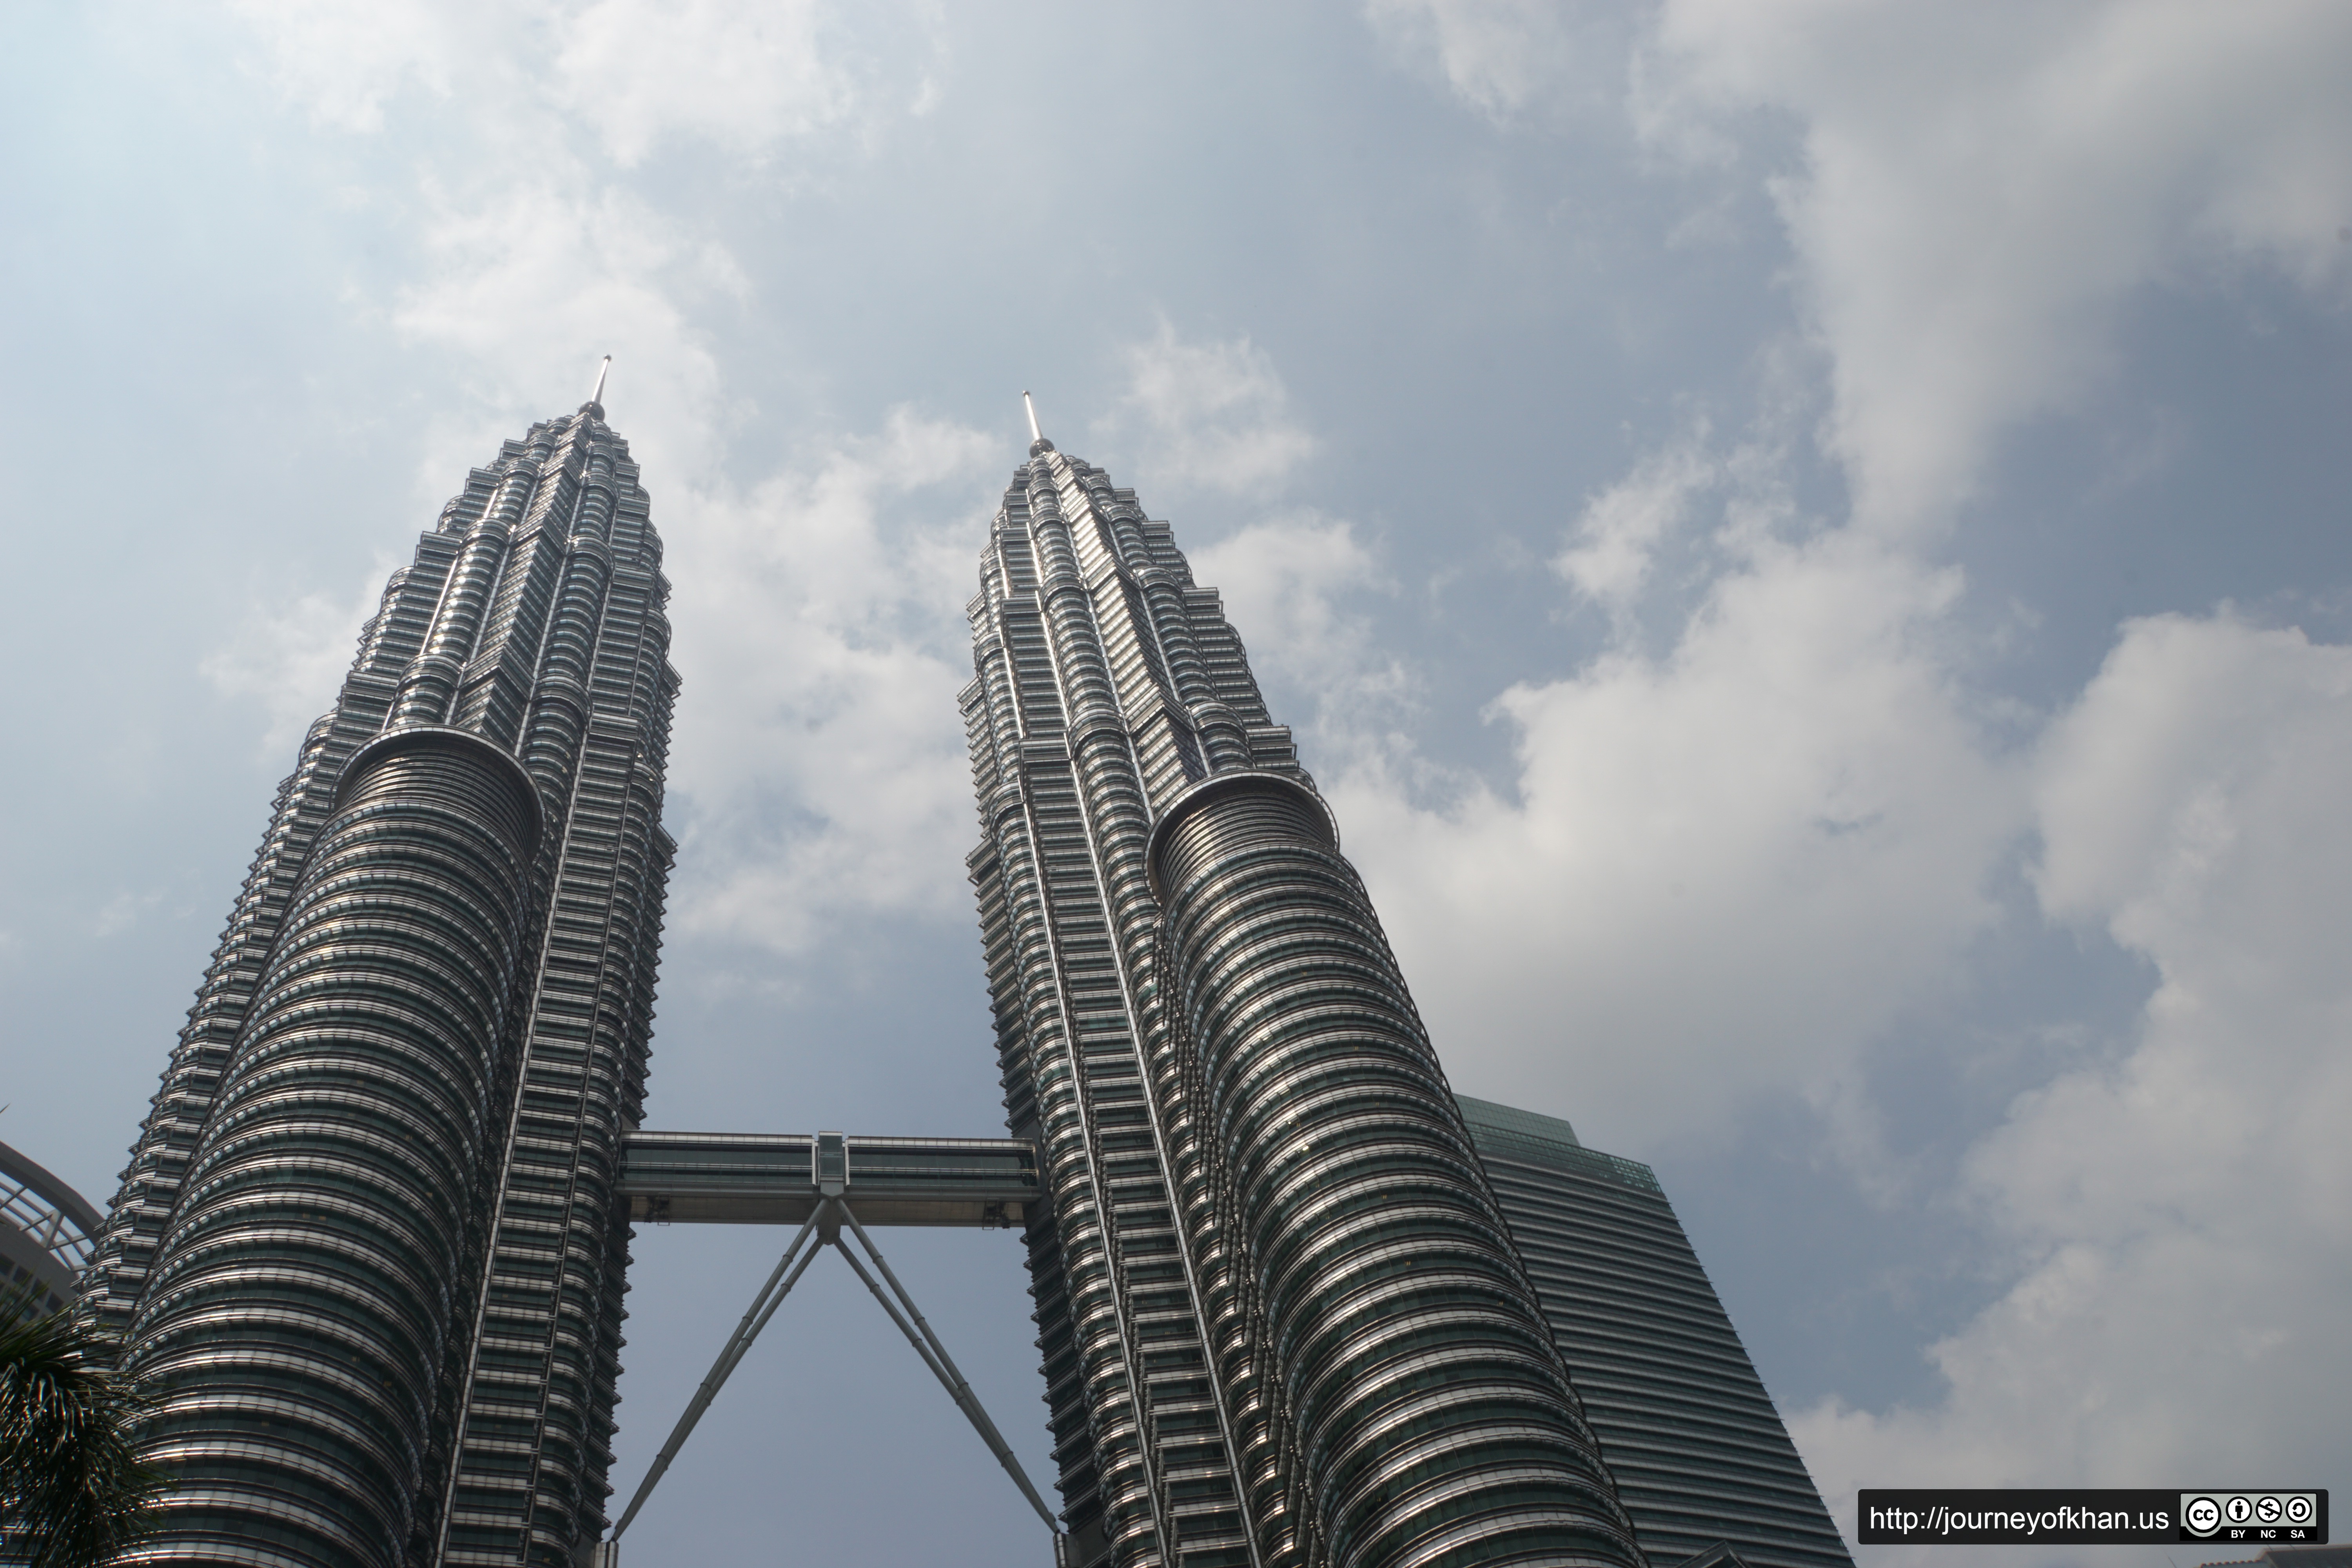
[
  {"x1": 91, "y1": 399, "x2": 678, "y2": 1568},
  {"x1": 961, "y1": 431, "x2": 1643, "y2": 1568},
  {"x1": 1455, "y1": 1098, "x2": 1850, "y2": 1568}
]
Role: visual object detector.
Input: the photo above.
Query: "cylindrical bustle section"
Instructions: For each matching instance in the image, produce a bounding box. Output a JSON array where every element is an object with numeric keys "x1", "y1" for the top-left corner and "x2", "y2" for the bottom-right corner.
[
  {"x1": 123, "y1": 728, "x2": 541, "y2": 1568},
  {"x1": 1147, "y1": 773, "x2": 1645, "y2": 1568}
]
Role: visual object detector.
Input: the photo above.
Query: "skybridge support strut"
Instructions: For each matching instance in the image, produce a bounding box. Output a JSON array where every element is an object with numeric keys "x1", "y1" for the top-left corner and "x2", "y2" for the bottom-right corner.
[
  {"x1": 610, "y1": 1203, "x2": 830, "y2": 1539},
  {"x1": 833, "y1": 1207, "x2": 1060, "y2": 1532},
  {"x1": 604, "y1": 1188, "x2": 1060, "y2": 1552}
]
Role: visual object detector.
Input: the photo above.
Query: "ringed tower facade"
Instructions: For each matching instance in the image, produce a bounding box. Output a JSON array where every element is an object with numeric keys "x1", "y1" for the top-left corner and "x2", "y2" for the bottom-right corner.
[
  {"x1": 90, "y1": 377, "x2": 680, "y2": 1568},
  {"x1": 960, "y1": 407, "x2": 1646, "y2": 1568}
]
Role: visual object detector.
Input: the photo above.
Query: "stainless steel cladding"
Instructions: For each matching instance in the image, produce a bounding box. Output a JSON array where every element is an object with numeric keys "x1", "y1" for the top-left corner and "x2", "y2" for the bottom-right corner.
[
  {"x1": 125, "y1": 730, "x2": 541, "y2": 1566},
  {"x1": 963, "y1": 445, "x2": 1298, "y2": 1568},
  {"x1": 961, "y1": 428, "x2": 1643, "y2": 1568},
  {"x1": 94, "y1": 397, "x2": 678, "y2": 1568},
  {"x1": 1149, "y1": 775, "x2": 1643, "y2": 1568}
]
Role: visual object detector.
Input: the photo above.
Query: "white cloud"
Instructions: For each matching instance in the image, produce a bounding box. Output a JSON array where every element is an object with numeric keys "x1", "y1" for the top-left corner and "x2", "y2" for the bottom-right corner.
[
  {"x1": 1643, "y1": 0, "x2": 2352, "y2": 531},
  {"x1": 553, "y1": 0, "x2": 880, "y2": 167},
  {"x1": 1367, "y1": 11, "x2": 2352, "y2": 1501},
  {"x1": 1378, "y1": 2, "x2": 2352, "y2": 530},
  {"x1": 228, "y1": 0, "x2": 924, "y2": 495},
  {"x1": 1191, "y1": 514, "x2": 1416, "y2": 760},
  {"x1": 662, "y1": 409, "x2": 999, "y2": 953},
  {"x1": 201, "y1": 568, "x2": 393, "y2": 760},
  {"x1": 227, "y1": 0, "x2": 462, "y2": 132},
  {"x1": 226, "y1": 6, "x2": 769, "y2": 490},
  {"x1": 392, "y1": 177, "x2": 739, "y2": 487},
  {"x1": 1792, "y1": 613, "x2": 2352, "y2": 1557},
  {"x1": 1553, "y1": 425, "x2": 1714, "y2": 614},
  {"x1": 1098, "y1": 322, "x2": 1318, "y2": 494},
  {"x1": 1333, "y1": 521, "x2": 2020, "y2": 1149},
  {"x1": 1361, "y1": 0, "x2": 1626, "y2": 123},
  {"x1": 1363, "y1": 0, "x2": 1574, "y2": 117},
  {"x1": 230, "y1": 0, "x2": 911, "y2": 161}
]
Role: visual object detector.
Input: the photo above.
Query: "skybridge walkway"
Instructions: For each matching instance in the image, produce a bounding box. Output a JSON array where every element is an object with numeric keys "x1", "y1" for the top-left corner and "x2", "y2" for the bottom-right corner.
[{"x1": 617, "y1": 1129, "x2": 1040, "y2": 1230}]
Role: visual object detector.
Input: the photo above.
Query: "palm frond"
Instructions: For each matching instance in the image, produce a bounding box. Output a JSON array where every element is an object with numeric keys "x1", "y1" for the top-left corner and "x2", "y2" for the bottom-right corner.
[{"x1": 0, "y1": 1290, "x2": 167, "y2": 1568}]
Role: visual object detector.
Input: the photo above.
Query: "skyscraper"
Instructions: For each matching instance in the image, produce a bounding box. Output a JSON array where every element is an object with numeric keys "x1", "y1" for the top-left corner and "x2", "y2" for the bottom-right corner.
[
  {"x1": 88, "y1": 381, "x2": 679, "y2": 1568},
  {"x1": 1455, "y1": 1097, "x2": 1851, "y2": 1568},
  {"x1": 960, "y1": 411, "x2": 1644, "y2": 1568}
]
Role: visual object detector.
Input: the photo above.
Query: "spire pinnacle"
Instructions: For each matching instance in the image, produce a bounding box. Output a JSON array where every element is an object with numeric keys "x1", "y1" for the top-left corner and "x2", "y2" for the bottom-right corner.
[
  {"x1": 1022, "y1": 391, "x2": 1054, "y2": 456},
  {"x1": 582, "y1": 355, "x2": 612, "y2": 418}
]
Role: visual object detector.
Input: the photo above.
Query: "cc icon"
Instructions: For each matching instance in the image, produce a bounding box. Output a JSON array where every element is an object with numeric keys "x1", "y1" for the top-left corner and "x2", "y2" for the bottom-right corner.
[{"x1": 2185, "y1": 1497, "x2": 2222, "y2": 1537}]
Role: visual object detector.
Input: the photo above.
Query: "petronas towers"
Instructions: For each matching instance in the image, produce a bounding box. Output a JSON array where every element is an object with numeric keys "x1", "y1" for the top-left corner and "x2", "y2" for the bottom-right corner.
[{"x1": 86, "y1": 387, "x2": 1839, "y2": 1568}]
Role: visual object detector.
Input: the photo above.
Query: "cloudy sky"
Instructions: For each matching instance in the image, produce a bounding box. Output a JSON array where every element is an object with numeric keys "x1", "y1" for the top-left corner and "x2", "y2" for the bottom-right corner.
[{"x1": 5, "y1": 2, "x2": 2349, "y2": 1563}]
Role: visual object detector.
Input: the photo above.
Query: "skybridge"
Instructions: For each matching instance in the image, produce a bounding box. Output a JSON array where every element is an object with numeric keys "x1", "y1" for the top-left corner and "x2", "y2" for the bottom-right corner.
[
  {"x1": 617, "y1": 1129, "x2": 1040, "y2": 1230},
  {"x1": 602, "y1": 1130, "x2": 1058, "y2": 1565}
]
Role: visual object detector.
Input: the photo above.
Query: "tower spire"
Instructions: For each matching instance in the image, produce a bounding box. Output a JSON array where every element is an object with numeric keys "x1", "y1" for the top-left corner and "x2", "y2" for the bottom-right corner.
[
  {"x1": 585, "y1": 354, "x2": 612, "y2": 416},
  {"x1": 1022, "y1": 390, "x2": 1053, "y2": 456}
]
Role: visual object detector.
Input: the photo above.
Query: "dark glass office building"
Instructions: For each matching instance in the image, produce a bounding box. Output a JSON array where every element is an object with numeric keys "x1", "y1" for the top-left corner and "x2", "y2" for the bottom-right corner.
[
  {"x1": 87, "y1": 390, "x2": 679, "y2": 1568},
  {"x1": 1456, "y1": 1096, "x2": 1850, "y2": 1568}
]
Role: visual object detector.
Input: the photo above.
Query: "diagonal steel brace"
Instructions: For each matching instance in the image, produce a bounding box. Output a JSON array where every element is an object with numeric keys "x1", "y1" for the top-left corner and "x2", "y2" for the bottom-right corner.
[{"x1": 605, "y1": 1198, "x2": 1060, "y2": 1546}]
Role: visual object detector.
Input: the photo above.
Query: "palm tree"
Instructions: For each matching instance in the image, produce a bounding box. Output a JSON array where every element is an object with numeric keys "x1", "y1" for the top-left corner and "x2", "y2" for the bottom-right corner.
[{"x1": 0, "y1": 1292, "x2": 164, "y2": 1567}]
